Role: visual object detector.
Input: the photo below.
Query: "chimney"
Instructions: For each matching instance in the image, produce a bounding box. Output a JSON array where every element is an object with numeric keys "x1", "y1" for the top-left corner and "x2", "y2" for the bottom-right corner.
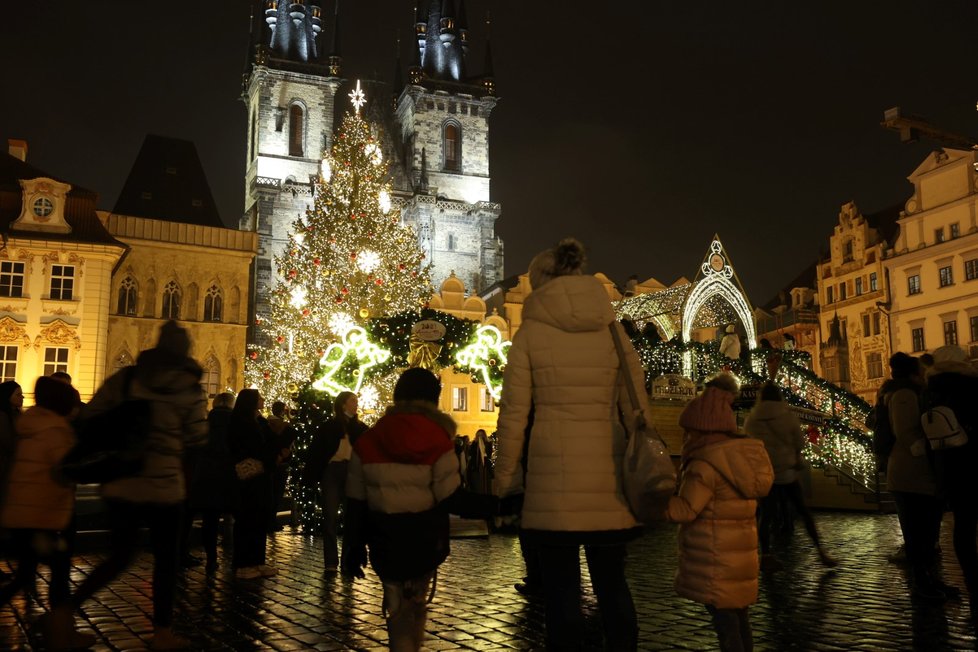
[{"x1": 7, "y1": 139, "x2": 27, "y2": 162}]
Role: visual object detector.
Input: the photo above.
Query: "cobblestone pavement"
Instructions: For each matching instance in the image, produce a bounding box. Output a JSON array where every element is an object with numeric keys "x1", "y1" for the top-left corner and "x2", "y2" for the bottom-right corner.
[{"x1": 0, "y1": 512, "x2": 975, "y2": 650}]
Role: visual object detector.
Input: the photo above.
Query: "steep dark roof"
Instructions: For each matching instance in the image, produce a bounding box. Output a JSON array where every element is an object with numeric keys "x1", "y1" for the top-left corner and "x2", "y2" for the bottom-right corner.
[
  {"x1": 864, "y1": 202, "x2": 903, "y2": 246},
  {"x1": 760, "y1": 261, "x2": 818, "y2": 311},
  {"x1": 113, "y1": 135, "x2": 223, "y2": 227},
  {"x1": 0, "y1": 153, "x2": 124, "y2": 247}
]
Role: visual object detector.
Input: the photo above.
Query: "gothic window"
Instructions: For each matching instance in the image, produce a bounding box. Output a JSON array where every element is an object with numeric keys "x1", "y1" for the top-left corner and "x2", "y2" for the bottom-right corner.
[
  {"x1": 289, "y1": 104, "x2": 304, "y2": 157},
  {"x1": 161, "y1": 281, "x2": 181, "y2": 320},
  {"x1": 203, "y1": 356, "x2": 220, "y2": 398},
  {"x1": 117, "y1": 277, "x2": 138, "y2": 315},
  {"x1": 447, "y1": 233, "x2": 456, "y2": 251},
  {"x1": 443, "y1": 122, "x2": 461, "y2": 172},
  {"x1": 204, "y1": 286, "x2": 223, "y2": 322}
]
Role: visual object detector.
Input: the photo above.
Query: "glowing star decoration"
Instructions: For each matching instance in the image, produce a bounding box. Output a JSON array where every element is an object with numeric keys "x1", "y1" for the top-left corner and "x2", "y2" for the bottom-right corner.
[
  {"x1": 349, "y1": 79, "x2": 366, "y2": 115},
  {"x1": 320, "y1": 157, "x2": 331, "y2": 182},
  {"x1": 311, "y1": 325, "x2": 391, "y2": 395},
  {"x1": 328, "y1": 312, "x2": 356, "y2": 336},
  {"x1": 455, "y1": 325, "x2": 511, "y2": 399},
  {"x1": 356, "y1": 249, "x2": 381, "y2": 274},
  {"x1": 379, "y1": 190, "x2": 391, "y2": 214},
  {"x1": 357, "y1": 385, "x2": 380, "y2": 413},
  {"x1": 290, "y1": 286, "x2": 307, "y2": 309}
]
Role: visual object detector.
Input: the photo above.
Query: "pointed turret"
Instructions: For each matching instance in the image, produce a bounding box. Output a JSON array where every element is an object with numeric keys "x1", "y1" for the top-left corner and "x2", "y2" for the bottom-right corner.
[
  {"x1": 480, "y1": 11, "x2": 495, "y2": 95},
  {"x1": 327, "y1": 2, "x2": 341, "y2": 76},
  {"x1": 415, "y1": 2, "x2": 429, "y2": 65},
  {"x1": 261, "y1": 0, "x2": 324, "y2": 64}
]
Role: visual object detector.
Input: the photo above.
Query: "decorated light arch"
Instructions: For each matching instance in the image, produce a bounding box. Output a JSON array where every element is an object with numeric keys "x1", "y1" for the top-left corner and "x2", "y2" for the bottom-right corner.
[{"x1": 680, "y1": 237, "x2": 757, "y2": 350}]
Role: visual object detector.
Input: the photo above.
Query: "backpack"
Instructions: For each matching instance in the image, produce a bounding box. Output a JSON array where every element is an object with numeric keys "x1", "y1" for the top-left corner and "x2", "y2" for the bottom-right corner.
[
  {"x1": 920, "y1": 406, "x2": 969, "y2": 451},
  {"x1": 867, "y1": 399, "x2": 895, "y2": 472},
  {"x1": 59, "y1": 367, "x2": 152, "y2": 484}
]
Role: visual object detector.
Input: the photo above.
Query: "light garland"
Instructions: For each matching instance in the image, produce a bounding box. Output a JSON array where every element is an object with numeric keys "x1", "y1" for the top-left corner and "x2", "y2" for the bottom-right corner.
[{"x1": 310, "y1": 325, "x2": 392, "y2": 395}]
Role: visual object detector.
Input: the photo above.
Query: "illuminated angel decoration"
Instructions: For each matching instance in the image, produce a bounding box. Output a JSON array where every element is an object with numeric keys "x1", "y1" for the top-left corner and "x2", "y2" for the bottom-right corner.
[
  {"x1": 455, "y1": 325, "x2": 511, "y2": 399},
  {"x1": 311, "y1": 325, "x2": 391, "y2": 395}
]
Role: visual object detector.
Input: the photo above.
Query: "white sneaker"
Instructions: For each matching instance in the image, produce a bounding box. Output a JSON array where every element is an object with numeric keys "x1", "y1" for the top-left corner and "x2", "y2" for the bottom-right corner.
[
  {"x1": 258, "y1": 564, "x2": 278, "y2": 577},
  {"x1": 235, "y1": 566, "x2": 261, "y2": 580}
]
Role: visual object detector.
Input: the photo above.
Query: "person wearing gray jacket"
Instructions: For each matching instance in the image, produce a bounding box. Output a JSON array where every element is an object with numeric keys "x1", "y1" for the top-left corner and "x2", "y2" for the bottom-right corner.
[
  {"x1": 744, "y1": 383, "x2": 835, "y2": 569},
  {"x1": 70, "y1": 320, "x2": 208, "y2": 650}
]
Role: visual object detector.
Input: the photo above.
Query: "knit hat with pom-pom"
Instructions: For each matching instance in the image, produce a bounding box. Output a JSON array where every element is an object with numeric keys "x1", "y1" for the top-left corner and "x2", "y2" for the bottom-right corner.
[
  {"x1": 679, "y1": 382, "x2": 738, "y2": 434},
  {"x1": 528, "y1": 238, "x2": 586, "y2": 290}
]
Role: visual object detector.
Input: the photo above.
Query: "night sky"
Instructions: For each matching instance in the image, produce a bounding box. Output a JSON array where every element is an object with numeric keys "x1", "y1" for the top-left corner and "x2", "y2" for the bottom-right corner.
[{"x1": 3, "y1": 1, "x2": 977, "y2": 304}]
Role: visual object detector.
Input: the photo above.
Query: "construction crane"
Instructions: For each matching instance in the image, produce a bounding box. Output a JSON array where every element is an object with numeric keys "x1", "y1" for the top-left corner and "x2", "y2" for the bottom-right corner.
[{"x1": 881, "y1": 106, "x2": 978, "y2": 149}]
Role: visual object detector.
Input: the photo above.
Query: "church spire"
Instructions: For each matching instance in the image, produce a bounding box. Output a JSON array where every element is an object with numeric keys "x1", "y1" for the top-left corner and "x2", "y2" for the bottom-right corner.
[
  {"x1": 392, "y1": 36, "x2": 404, "y2": 109},
  {"x1": 481, "y1": 10, "x2": 495, "y2": 95},
  {"x1": 262, "y1": 0, "x2": 324, "y2": 64},
  {"x1": 439, "y1": 0, "x2": 456, "y2": 45},
  {"x1": 327, "y1": 1, "x2": 342, "y2": 76},
  {"x1": 457, "y1": 0, "x2": 469, "y2": 56}
]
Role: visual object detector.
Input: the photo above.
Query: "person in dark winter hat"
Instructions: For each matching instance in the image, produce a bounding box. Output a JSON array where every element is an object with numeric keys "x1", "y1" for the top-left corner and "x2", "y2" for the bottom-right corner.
[
  {"x1": 925, "y1": 344, "x2": 978, "y2": 611},
  {"x1": 342, "y1": 367, "x2": 493, "y2": 651},
  {"x1": 70, "y1": 320, "x2": 208, "y2": 650},
  {"x1": 661, "y1": 372, "x2": 773, "y2": 652}
]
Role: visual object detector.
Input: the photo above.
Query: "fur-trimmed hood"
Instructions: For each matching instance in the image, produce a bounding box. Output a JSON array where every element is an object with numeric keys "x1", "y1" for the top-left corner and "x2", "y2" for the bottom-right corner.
[
  {"x1": 366, "y1": 400, "x2": 457, "y2": 465},
  {"x1": 928, "y1": 359, "x2": 978, "y2": 378}
]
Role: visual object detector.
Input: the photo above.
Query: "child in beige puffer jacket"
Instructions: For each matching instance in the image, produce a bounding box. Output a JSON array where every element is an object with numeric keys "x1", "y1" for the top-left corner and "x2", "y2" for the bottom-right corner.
[{"x1": 660, "y1": 374, "x2": 773, "y2": 652}]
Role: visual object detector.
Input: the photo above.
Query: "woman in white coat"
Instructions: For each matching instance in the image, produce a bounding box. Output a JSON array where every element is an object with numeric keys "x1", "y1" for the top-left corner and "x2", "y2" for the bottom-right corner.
[{"x1": 493, "y1": 239, "x2": 650, "y2": 652}]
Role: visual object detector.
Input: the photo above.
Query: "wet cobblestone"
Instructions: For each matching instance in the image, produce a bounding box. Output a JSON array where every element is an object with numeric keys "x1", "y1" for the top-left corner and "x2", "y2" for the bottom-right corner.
[{"x1": 0, "y1": 512, "x2": 975, "y2": 650}]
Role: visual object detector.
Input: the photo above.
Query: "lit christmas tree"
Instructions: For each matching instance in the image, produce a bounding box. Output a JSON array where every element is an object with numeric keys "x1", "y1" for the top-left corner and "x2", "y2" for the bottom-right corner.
[{"x1": 247, "y1": 80, "x2": 432, "y2": 408}]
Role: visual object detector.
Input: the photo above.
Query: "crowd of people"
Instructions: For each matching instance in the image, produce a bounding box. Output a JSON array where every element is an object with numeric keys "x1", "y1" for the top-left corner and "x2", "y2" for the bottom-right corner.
[{"x1": 0, "y1": 238, "x2": 976, "y2": 652}]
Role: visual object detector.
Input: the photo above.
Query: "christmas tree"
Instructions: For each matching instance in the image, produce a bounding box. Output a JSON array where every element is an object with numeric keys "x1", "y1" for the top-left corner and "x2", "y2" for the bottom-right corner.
[{"x1": 247, "y1": 81, "x2": 432, "y2": 408}]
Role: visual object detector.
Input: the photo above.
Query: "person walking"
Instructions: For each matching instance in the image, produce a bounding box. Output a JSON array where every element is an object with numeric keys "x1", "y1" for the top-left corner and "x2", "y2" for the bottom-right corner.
[
  {"x1": 924, "y1": 345, "x2": 978, "y2": 609},
  {"x1": 306, "y1": 391, "x2": 367, "y2": 572},
  {"x1": 70, "y1": 320, "x2": 208, "y2": 650},
  {"x1": 493, "y1": 238, "x2": 647, "y2": 651},
  {"x1": 0, "y1": 381, "x2": 24, "y2": 494},
  {"x1": 660, "y1": 374, "x2": 774, "y2": 652},
  {"x1": 881, "y1": 352, "x2": 949, "y2": 601},
  {"x1": 341, "y1": 368, "x2": 471, "y2": 652},
  {"x1": 744, "y1": 382, "x2": 836, "y2": 569},
  {"x1": 0, "y1": 376, "x2": 92, "y2": 650},
  {"x1": 265, "y1": 401, "x2": 294, "y2": 533},
  {"x1": 188, "y1": 392, "x2": 239, "y2": 572},
  {"x1": 228, "y1": 388, "x2": 277, "y2": 580}
]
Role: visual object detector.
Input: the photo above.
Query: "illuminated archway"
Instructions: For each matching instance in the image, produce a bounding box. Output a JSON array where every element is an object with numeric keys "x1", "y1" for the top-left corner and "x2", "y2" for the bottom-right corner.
[{"x1": 681, "y1": 237, "x2": 757, "y2": 349}]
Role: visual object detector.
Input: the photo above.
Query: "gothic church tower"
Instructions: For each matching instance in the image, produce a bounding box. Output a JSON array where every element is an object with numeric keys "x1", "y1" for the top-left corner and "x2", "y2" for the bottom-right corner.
[
  {"x1": 394, "y1": 1, "x2": 503, "y2": 294},
  {"x1": 241, "y1": 0, "x2": 343, "y2": 329},
  {"x1": 241, "y1": 1, "x2": 503, "y2": 337}
]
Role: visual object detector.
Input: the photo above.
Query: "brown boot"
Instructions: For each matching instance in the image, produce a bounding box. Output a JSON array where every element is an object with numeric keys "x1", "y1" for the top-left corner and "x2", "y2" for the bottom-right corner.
[{"x1": 43, "y1": 605, "x2": 95, "y2": 651}]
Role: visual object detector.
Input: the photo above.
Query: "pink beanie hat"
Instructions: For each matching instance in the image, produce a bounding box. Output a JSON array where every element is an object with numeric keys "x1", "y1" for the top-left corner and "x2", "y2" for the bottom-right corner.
[{"x1": 680, "y1": 385, "x2": 738, "y2": 433}]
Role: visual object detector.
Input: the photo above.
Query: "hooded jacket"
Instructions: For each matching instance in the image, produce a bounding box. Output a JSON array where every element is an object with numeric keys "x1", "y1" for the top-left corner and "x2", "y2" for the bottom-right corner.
[
  {"x1": 346, "y1": 401, "x2": 460, "y2": 581},
  {"x1": 879, "y1": 378, "x2": 936, "y2": 496},
  {"x1": 665, "y1": 437, "x2": 773, "y2": 609},
  {"x1": 0, "y1": 406, "x2": 76, "y2": 530},
  {"x1": 744, "y1": 400, "x2": 805, "y2": 484},
  {"x1": 86, "y1": 348, "x2": 209, "y2": 504},
  {"x1": 925, "y1": 358, "x2": 978, "y2": 495},
  {"x1": 493, "y1": 275, "x2": 649, "y2": 537}
]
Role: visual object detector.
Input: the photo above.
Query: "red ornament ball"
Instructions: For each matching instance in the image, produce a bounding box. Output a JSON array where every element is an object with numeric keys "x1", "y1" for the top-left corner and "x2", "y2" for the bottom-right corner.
[
  {"x1": 249, "y1": 351, "x2": 258, "y2": 360},
  {"x1": 288, "y1": 269, "x2": 297, "y2": 278},
  {"x1": 341, "y1": 287, "x2": 349, "y2": 295},
  {"x1": 313, "y1": 258, "x2": 321, "y2": 266},
  {"x1": 302, "y1": 308, "x2": 310, "y2": 316},
  {"x1": 375, "y1": 278, "x2": 384, "y2": 286},
  {"x1": 276, "y1": 335, "x2": 284, "y2": 343}
]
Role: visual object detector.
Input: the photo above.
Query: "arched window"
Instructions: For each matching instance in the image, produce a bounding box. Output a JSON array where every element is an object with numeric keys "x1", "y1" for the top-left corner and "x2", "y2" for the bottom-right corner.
[
  {"x1": 289, "y1": 104, "x2": 304, "y2": 157},
  {"x1": 203, "y1": 355, "x2": 221, "y2": 398},
  {"x1": 204, "y1": 286, "x2": 223, "y2": 322},
  {"x1": 443, "y1": 122, "x2": 461, "y2": 172},
  {"x1": 117, "y1": 277, "x2": 138, "y2": 316},
  {"x1": 161, "y1": 281, "x2": 181, "y2": 320}
]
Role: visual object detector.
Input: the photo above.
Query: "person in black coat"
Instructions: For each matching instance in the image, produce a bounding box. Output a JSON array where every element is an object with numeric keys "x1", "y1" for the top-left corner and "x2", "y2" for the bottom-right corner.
[
  {"x1": 189, "y1": 392, "x2": 240, "y2": 571},
  {"x1": 925, "y1": 345, "x2": 978, "y2": 610},
  {"x1": 228, "y1": 389, "x2": 278, "y2": 580},
  {"x1": 304, "y1": 391, "x2": 367, "y2": 572}
]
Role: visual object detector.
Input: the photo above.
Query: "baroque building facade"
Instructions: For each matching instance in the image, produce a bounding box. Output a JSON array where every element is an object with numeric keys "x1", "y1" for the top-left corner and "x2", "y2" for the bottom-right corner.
[
  {"x1": 815, "y1": 200, "x2": 897, "y2": 403},
  {"x1": 241, "y1": 0, "x2": 503, "y2": 337},
  {"x1": 884, "y1": 148, "x2": 978, "y2": 361},
  {"x1": 0, "y1": 141, "x2": 126, "y2": 401}
]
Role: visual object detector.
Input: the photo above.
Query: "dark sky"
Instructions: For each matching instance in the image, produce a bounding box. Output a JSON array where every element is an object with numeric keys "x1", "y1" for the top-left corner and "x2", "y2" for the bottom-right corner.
[{"x1": 3, "y1": 1, "x2": 977, "y2": 304}]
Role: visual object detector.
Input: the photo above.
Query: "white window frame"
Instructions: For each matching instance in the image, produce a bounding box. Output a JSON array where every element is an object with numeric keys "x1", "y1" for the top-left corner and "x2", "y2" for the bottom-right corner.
[
  {"x1": 452, "y1": 386, "x2": 468, "y2": 412},
  {"x1": 43, "y1": 347, "x2": 69, "y2": 376},
  {"x1": 50, "y1": 264, "x2": 74, "y2": 301}
]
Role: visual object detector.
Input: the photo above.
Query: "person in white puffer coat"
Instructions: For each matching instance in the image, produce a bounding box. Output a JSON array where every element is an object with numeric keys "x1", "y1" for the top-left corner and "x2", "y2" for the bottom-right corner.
[{"x1": 493, "y1": 238, "x2": 650, "y2": 652}]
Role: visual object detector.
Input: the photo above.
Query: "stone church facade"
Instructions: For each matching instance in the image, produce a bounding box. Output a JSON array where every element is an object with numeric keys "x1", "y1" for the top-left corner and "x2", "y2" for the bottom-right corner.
[{"x1": 241, "y1": 1, "x2": 503, "y2": 336}]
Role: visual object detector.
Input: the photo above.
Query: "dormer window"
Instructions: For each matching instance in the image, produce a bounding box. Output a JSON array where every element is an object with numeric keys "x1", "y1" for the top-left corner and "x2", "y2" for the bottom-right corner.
[{"x1": 32, "y1": 197, "x2": 54, "y2": 218}]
